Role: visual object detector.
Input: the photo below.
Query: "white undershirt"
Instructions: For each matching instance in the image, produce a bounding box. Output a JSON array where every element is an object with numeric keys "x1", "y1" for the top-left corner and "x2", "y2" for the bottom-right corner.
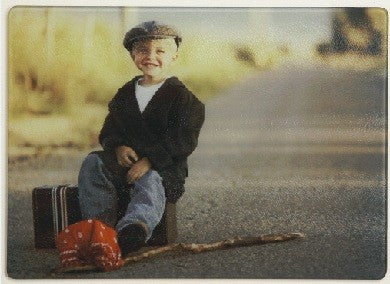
[{"x1": 135, "y1": 78, "x2": 166, "y2": 113}]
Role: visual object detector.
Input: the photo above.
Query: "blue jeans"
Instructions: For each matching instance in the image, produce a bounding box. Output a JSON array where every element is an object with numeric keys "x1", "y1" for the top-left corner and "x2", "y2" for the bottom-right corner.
[{"x1": 77, "y1": 152, "x2": 166, "y2": 240}]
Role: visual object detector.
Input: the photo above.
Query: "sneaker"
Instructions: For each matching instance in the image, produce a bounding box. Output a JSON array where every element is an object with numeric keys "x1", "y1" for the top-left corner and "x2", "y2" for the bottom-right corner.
[{"x1": 117, "y1": 222, "x2": 147, "y2": 256}]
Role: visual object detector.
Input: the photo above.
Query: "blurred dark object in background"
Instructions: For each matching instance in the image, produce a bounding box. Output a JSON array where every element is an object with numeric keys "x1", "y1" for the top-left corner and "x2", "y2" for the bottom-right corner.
[{"x1": 317, "y1": 8, "x2": 386, "y2": 56}]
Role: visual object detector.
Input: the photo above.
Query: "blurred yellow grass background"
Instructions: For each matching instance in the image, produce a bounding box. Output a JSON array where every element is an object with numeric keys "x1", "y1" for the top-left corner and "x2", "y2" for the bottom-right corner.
[
  {"x1": 9, "y1": 7, "x2": 385, "y2": 156},
  {"x1": 8, "y1": 7, "x2": 287, "y2": 152}
]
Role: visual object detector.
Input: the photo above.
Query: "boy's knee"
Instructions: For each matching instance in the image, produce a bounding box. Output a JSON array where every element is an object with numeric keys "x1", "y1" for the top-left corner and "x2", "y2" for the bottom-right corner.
[
  {"x1": 82, "y1": 152, "x2": 102, "y2": 169},
  {"x1": 144, "y1": 170, "x2": 163, "y2": 186},
  {"x1": 148, "y1": 170, "x2": 162, "y2": 180},
  {"x1": 79, "y1": 152, "x2": 108, "y2": 182},
  {"x1": 136, "y1": 170, "x2": 164, "y2": 189}
]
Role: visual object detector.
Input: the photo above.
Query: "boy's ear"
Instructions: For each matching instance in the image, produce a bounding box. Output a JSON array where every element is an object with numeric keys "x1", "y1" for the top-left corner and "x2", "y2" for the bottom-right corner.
[{"x1": 130, "y1": 51, "x2": 135, "y2": 60}]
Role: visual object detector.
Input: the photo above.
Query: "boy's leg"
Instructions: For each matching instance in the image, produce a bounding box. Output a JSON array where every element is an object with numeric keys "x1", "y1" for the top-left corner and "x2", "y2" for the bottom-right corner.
[
  {"x1": 78, "y1": 152, "x2": 118, "y2": 228},
  {"x1": 115, "y1": 169, "x2": 166, "y2": 242}
]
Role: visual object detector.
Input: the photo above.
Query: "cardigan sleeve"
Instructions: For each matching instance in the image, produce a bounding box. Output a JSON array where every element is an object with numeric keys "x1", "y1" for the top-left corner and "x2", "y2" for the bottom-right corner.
[
  {"x1": 98, "y1": 112, "x2": 128, "y2": 152},
  {"x1": 143, "y1": 91, "x2": 205, "y2": 171}
]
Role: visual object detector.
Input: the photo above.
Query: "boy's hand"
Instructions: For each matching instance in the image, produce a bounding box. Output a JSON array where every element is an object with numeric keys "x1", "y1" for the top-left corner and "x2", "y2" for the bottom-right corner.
[
  {"x1": 126, "y1": 157, "x2": 152, "y2": 184},
  {"x1": 115, "y1": 145, "x2": 139, "y2": 168}
]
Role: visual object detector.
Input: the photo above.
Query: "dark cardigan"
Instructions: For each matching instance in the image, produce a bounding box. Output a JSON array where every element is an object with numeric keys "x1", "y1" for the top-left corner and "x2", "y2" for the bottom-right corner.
[{"x1": 97, "y1": 76, "x2": 205, "y2": 203}]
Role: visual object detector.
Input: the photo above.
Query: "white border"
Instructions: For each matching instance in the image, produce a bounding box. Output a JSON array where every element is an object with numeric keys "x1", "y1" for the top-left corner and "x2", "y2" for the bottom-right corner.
[
  {"x1": 1, "y1": 0, "x2": 390, "y2": 8},
  {"x1": 1, "y1": 0, "x2": 389, "y2": 284}
]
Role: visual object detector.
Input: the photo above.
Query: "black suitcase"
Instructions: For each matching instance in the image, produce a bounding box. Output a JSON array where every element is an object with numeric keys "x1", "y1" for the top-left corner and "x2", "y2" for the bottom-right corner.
[{"x1": 32, "y1": 185, "x2": 177, "y2": 249}]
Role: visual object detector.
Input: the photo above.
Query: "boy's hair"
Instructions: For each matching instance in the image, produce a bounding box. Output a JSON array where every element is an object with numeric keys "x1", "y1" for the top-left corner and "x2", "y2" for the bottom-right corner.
[{"x1": 123, "y1": 21, "x2": 182, "y2": 52}]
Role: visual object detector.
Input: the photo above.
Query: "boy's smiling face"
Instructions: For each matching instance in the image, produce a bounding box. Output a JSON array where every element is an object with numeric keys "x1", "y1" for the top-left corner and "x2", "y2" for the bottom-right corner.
[{"x1": 131, "y1": 38, "x2": 178, "y2": 84}]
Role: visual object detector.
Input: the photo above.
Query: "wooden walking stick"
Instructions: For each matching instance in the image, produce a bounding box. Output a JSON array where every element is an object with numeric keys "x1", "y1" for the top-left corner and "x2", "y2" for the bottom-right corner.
[
  {"x1": 124, "y1": 232, "x2": 304, "y2": 263},
  {"x1": 53, "y1": 232, "x2": 304, "y2": 274}
]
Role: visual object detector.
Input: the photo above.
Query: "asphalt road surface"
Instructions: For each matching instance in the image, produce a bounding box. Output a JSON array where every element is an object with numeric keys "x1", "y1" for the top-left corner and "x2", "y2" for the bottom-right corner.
[{"x1": 7, "y1": 62, "x2": 387, "y2": 279}]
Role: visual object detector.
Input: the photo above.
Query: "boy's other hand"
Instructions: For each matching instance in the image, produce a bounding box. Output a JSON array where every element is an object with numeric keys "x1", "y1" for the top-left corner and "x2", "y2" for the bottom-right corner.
[
  {"x1": 115, "y1": 145, "x2": 139, "y2": 168},
  {"x1": 126, "y1": 157, "x2": 152, "y2": 184}
]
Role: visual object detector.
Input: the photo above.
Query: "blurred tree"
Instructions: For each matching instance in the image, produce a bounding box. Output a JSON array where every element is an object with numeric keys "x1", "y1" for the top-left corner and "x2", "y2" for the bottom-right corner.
[
  {"x1": 120, "y1": 7, "x2": 126, "y2": 36},
  {"x1": 317, "y1": 8, "x2": 386, "y2": 56},
  {"x1": 120, "y1": 7, "x2": 138, "y2": 37},
  {"x1": 44, "y1": 8, "x2": 55, "y2": 64},
  {"x1": 331, "y1": 16, "x2": 348, "y2": 52},
  {"x1": 345, "y1": 8, "x2": 370, "y2": 28}
]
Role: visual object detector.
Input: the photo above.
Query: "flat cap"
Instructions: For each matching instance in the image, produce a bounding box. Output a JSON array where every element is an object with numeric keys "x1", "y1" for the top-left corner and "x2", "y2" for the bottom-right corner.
[{"x1": 123, "y1": 21, "x2": 182, "y2": 52}]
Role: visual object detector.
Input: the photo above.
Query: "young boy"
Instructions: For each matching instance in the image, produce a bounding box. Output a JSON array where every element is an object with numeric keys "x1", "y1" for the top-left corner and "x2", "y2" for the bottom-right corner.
[{"x1": 77, "y1": 21, "x2": 205, "y2": 255}]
